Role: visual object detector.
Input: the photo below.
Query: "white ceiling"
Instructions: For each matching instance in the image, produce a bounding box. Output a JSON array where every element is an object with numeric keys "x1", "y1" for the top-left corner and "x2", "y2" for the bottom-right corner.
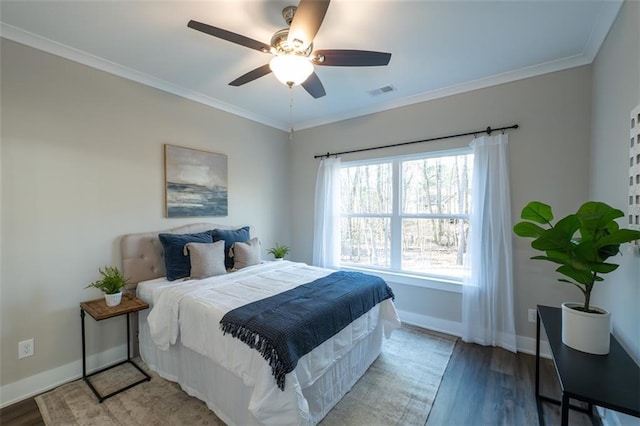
[{"x1": 0, "y1": 0, "x2": 622, "y2": 131}]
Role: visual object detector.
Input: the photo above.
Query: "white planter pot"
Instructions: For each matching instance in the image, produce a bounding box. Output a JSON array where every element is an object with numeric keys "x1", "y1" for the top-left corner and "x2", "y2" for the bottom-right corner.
[
  {"x1": 561, "y1": 302, "x2": 611, "y2": 355},
  {"x1": 104, "y1": 292, "x2": 123, "y2": 307}
]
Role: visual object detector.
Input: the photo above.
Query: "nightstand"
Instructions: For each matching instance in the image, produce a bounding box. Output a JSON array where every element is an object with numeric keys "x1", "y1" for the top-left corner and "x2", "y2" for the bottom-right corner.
[{"x1": 80, "y1": 295, "x2": 151, "y2": 402}]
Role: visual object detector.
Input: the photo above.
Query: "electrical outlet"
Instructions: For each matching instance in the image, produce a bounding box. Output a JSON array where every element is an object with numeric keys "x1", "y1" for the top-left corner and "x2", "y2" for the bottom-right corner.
[
  {"x1": 18, "y1": 338, "x2": 34, "y2": 359},
  {"x1": 528, "y1": 309, "x2": 537, "y2": 323}
]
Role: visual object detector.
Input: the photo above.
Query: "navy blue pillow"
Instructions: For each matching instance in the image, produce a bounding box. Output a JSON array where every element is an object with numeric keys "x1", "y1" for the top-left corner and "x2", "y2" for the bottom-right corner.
[
  {"x1": 159, "y1": 231, "x2": 213, "y2": 281},
  {"x1": 211, "y1": 227, "x2": 250, "y2": 269}
]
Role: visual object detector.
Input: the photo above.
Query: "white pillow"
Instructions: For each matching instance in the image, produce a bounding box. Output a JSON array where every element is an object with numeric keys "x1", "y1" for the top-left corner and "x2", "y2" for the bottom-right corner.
[
  {"x1": 230, "y1": 238, "x2": 261, "y2": 270},
  {"x1": 183, "y1": 241, "x2": 226, "y2": 279}
]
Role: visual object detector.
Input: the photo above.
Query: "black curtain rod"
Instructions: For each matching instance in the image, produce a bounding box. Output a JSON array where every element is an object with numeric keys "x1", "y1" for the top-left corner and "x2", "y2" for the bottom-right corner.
[{"x1": 313, "y1": 124, "x2": 519, "y2": 159}]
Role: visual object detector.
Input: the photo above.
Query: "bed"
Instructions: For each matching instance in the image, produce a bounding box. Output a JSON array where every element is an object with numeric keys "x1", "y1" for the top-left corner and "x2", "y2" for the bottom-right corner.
[{"x1": 121, "y1": 223, "x2": 401, "y2": 426}]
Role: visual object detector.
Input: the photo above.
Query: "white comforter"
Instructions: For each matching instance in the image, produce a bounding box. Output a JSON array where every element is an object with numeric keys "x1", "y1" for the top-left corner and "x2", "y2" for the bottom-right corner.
[{"x1": 143, "y1": 261, "x2": 400, "y2": 426}]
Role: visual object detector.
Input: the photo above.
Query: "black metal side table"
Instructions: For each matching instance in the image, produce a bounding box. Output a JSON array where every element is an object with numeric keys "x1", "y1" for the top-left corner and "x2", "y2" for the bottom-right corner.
[
  {"x1": 536, "y1": 305, "x2": 640, "y2": 426},
  {"x1": 80, "y1": 295, "x2": 151, "y2": 402}
]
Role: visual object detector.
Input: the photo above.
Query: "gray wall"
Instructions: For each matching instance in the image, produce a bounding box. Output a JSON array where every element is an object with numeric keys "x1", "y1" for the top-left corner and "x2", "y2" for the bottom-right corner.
[
  {"x1": 290, "y1": 65, "x2": 593, "y2": 345},
  {"x1": 590, "y1": 0, "x2": 640, "y2": 362},
  {"x1": 0, "y1": 39, "x2": 289, "y2": 398}
]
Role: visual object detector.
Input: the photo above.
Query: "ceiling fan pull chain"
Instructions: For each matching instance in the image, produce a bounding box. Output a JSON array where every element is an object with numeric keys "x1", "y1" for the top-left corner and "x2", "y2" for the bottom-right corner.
[{"x1": 289, "y1": 86, "x2": 294, "y2": 141}]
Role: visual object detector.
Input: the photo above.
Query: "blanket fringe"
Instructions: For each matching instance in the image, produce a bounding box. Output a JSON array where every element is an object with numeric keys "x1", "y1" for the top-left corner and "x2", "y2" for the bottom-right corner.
[{"x1": 220, "y1": 322, "x2": 287, "y2": 390}]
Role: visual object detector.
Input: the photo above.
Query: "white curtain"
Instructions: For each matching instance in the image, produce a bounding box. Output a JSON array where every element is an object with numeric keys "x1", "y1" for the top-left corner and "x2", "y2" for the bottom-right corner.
[
  {"x1": 462, "y1": 134, "x2": 517, "y2": 352},
  {"x1": 312, "y1": 157, "x2": 341, "y2": 268}
]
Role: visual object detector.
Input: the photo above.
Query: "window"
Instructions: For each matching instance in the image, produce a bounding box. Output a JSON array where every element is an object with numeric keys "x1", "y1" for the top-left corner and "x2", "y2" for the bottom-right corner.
[{"x1": 339, "y1": 149, "x2": 472, "y2": 282}]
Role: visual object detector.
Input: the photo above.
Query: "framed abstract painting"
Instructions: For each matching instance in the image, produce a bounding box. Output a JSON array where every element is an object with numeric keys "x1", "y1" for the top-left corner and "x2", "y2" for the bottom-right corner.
[{"x1": 164, "y1": 144, "x2": 228, "y2": 217}]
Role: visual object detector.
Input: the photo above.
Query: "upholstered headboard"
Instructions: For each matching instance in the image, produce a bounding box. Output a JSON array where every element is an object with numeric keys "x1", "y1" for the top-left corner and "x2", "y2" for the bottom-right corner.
[{"x1": 121, "y1": 223, "x2": 247, "y2": 288}]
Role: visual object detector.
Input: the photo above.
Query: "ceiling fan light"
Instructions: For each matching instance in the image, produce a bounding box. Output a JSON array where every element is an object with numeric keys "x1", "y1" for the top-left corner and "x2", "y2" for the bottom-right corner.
[{"x1": 269, "y1": 54, "x2": 314, "y2": 87}]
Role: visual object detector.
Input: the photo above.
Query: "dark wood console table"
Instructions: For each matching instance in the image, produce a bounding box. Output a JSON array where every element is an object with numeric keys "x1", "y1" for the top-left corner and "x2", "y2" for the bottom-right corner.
[{"x1": 536, "y1": 305, "x2": 640, "y2": 426}]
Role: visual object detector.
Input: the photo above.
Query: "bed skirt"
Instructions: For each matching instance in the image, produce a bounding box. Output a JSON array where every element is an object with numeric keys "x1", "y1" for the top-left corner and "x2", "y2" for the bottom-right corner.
[{"x1": 138, "y1": 308, "x2": 386, "y2": 426}]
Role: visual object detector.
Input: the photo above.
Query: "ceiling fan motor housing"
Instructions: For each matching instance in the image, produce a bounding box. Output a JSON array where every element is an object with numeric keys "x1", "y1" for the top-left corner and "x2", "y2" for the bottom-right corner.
[{"x1": 270, "y1": 29, "x2": 312, "y2": 57}]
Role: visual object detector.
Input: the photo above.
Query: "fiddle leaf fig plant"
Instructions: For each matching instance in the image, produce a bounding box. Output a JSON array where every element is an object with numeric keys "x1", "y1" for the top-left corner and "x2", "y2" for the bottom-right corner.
[
  {"x1": 514, "y1": 201, "x2": 640, "y2": 313},
  {"x1": 85, "y1": 266, "x2": 129, "y2": 295}
]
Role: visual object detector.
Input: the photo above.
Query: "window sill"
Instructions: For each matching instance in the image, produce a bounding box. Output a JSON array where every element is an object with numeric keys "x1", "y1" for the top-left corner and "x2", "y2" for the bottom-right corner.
[{"x1": 339, "y1": 266, "x2": 463, "y2": 293}]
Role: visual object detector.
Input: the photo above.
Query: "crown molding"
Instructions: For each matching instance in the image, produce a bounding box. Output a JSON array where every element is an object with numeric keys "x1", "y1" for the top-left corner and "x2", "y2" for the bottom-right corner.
[
  {"x1": 0, "y1": 23, "x2": 290, "y2": 132},
  {"x1": 295, "y1": 53, "x2": 592, "y2": 130}
]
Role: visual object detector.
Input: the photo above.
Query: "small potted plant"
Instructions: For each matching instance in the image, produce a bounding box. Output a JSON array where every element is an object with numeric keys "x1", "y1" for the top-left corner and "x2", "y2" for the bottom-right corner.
[
  {"x1": 267, "y1": 243, "x2": 291, "y2": 260},
  {"x1": 514, "y1": 201, "x2": 640, "y2": 354},
  {"x1": 85, "y1": 266, "x2": 129, "y2": 307}
]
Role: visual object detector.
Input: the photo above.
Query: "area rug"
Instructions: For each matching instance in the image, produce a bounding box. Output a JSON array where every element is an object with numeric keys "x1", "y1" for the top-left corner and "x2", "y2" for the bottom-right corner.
[{"x1": 36, "y1": 326, "x2": 456, "y2": 426}]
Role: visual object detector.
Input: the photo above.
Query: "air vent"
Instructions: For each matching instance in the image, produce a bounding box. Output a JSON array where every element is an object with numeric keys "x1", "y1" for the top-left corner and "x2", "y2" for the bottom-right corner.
[{"x1": 369, "y1": 85, "x2": 396, "y2": 96}]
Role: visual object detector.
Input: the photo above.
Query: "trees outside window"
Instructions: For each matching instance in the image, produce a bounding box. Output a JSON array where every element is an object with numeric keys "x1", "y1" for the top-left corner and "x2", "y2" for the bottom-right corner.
[{"x1": 340, "y1": 150, "x2": 472, "y2": 280}]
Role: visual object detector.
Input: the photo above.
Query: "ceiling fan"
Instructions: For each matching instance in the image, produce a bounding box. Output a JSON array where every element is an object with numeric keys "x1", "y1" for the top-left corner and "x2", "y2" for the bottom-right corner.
[{"x1": 187, "y1": 0, "x2": 391, "y2": 99}]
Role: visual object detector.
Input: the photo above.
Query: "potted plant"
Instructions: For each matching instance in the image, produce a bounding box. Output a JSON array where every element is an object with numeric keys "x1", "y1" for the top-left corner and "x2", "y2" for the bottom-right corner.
[
  {"x1": 85, "y1": 266, "x2": 129, "y2": 307},
  {"x1": 267, "y1": 243, "x2": 291, "y2": 260},
  {"x1": 514, "y1": 201, "x2": 640, "y2": 355}
]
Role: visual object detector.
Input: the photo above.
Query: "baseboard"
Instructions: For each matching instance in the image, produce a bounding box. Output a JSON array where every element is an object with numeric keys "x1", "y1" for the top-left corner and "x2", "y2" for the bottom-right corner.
[
  {"x1": 0, "y1": 344, "x2": 127, "y2": 409},
  {"x1": 517, "y1": 335, "x2": 552, "y2": 358},
  {"x1": 397, "y1": 309, "x2": 552, "y2": 358},
  {"x1": 397, "y1": 309, "x2": 463, "y2": 337}
]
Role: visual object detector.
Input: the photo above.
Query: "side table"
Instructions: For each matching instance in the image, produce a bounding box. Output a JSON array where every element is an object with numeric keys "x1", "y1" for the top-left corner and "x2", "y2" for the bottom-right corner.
[
  {"x1": 80, "y1": 295, "x2": 151, "y2": 402},
  {"x1": 536, "y1": 305, "x2": 640, "y2": 426}
]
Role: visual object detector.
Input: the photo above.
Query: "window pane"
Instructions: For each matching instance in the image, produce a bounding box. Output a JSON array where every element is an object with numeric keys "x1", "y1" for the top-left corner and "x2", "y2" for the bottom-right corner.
[
  {"x1": 340, "y1": 217, "x2": 391, "y2": 267},
  {"x1": 341, "y1": 163, "x2": 392, "y2": 214},
  {"x1": 402, "y1": 154, "x2": 472, "y2": 215},
  {"x1": 402, "y1": 218, "x2": 468, "y2": 278}
]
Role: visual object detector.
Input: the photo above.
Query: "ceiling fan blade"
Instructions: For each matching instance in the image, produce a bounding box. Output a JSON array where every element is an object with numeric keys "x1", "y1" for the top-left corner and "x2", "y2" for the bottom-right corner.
[
  {"x1": 288, "y1": 0, "x2": 330, "y2": 51},
  {"x1": 302, "y1": 72, "x2": 326, "y2": 98},
  {"x1": 229, "y1": 64, "x2": 272, "y2": 86},
  {"x1": 312, "y1": 50, "x2": 391, "y2": 67},
  {"x1": 188, "y1": 20, "x2": 271, "y2": 53}
]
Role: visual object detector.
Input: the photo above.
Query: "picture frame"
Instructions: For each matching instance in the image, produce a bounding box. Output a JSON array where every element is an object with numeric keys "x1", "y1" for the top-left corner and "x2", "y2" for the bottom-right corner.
[{"x1": 164, "y1": 144, "x2": 228, "y2": 217}]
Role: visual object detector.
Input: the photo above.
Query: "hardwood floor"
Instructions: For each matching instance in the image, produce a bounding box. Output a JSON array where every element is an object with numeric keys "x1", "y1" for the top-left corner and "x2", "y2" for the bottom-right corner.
[
  {"x1": 0, "y1": 398, "x2": 44, "y2": 426},
  {"x1": 0, "y1": 339, "x2": 597, "y2": 426},
  {"x1": 427, "y1": 340, "x2": 596, "y2": 426}
]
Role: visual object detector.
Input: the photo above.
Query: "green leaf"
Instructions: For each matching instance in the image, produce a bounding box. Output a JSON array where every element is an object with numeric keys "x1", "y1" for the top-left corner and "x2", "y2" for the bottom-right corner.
[
  {"x1": 558, "y1": 278, "x2": 587, "y2": 294},
  {"x1": 531, "y1": 255, "x2": 564, "y2": 265},
  {"x1": 576, "y1": 202, "x2": 624, "y2": 235},
  {"x1": 556, "y1": 265, "x2": 594, "y2": 285},
  {"x1": 520, "y1": 201, "x2": 553, "y2": 224},
  {"x1": 531, "y1": 250, "x2": 571, "y2": 266},
  {"x1": 545, "y1": 250, "x2": 570, "y2": 262},
  {"x1": 597, "y1": 245, "x2": 620, "y2": 260},
  {"x1": 568, "y1": 256, "x2": 591, "y2": 271},
  {"x1": 588, "y1": 262, "x2": 618, "y2": 274},
  {"x1": 573, "y1": 240, "x2": 598, "y2": 262},
  {"x1": 554, "y1": 214, "x2": 580, "y2": 237},
  {"x1": 596, "y1": 229, "x2": 640, "y2": 247},
  {"x1": 531, "y1": 226, "x2": 575, "y2": 251},
  {"x1": 513, "y1": 222, "x2": 546, "y2": 238}
]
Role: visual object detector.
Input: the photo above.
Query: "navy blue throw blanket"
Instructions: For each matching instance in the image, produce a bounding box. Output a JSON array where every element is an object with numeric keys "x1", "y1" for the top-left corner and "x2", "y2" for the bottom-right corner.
[{"x1": 219, "y1": 271, "x2": 394, "y2": 390}]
